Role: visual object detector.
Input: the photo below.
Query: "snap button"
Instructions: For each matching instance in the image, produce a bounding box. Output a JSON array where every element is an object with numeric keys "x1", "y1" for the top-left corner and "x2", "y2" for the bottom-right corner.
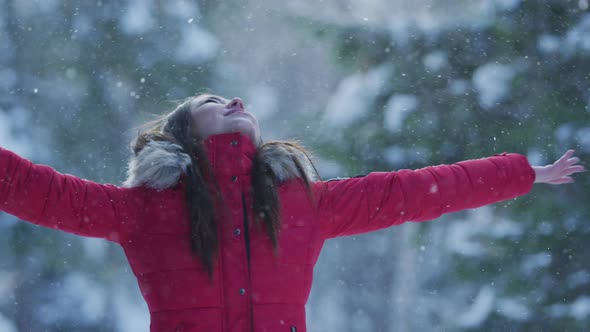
[
  {"x1": 291, "y1": 326, "x2": 297, "y2": 332},
  {"x1": 230, "y1": 140, "x2": 239, "y2": 146},
  {"x1": 234, "y1": 228, "x2": 241, "y2": 236},
  {"x1": 239, "y1": 288, "x2": 246, "y2": 295},
  {"x1": 231, "y1": 176, "x2": 238, "y2": 182}
]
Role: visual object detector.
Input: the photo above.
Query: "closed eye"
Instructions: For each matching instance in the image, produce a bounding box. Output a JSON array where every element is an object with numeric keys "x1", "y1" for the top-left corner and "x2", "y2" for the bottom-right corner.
[
  {"x1": 203, "y1": 96, "x2": 225, "y2": 104},
  {"x1": 195, "y1": 96, "x2": 226, "y2": 110},
  {"x1": 203, "y1": 98, "x2": 219, "y2": 104}
]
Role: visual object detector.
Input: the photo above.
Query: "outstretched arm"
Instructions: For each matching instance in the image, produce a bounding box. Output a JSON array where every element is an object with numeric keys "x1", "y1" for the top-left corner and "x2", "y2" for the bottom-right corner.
[
  {"x1": 533, "y1": 150, "x2": 585, "y2": 184},
  {"x1": 0, "y1": 147, "x2": 142, "y2": 242},
  {"x1": 314, "y1": 150, "x2": 582, "y2": 239}
]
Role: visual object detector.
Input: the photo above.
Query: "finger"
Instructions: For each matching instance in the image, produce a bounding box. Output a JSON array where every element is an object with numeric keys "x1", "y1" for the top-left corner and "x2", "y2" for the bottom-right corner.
[
  {"x1": 558, "y1": 165, "x2": 585, "y2": 177},
  {"x1": 565, "y1": 157, "x2": 581, "y2": 166},
  {"x1": 555, "y1": 150, "x2": 575, "y2": 166},
  {"x1": 547, "y1": 175, "x2": 573, "y2": 184},
  {"x1": 547, "y1": 176, "x2": 574, "y2": 185},
  {"x1": 563, "y1": 165, "x2": 586, "y2": 175}
]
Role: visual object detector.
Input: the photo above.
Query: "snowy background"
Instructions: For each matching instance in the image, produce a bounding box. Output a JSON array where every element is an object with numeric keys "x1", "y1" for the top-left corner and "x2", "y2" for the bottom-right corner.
[{"x1": 0, "y1": 0, "x2": 589, "y2": 331}]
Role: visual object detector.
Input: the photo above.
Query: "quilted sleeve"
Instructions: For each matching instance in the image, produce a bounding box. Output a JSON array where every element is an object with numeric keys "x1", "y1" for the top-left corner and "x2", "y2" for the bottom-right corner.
[
  {"x1": 314, "y1": 153, "x2": 535, "y2": 239},
  {"x1": 0, "y1": 147, "x2": 143, "y2": 243}
]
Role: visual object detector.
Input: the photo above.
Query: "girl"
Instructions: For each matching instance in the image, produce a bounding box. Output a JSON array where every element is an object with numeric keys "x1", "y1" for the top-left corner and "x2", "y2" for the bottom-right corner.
[{"x1": 0, "y1": 93, "x2": 584, "y2": 332}]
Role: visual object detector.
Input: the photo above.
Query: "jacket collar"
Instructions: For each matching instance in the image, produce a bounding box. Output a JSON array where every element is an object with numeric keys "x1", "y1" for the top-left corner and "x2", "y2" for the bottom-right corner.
[
  {"x1": 123, "y1": 132, "x2": 316, "y2": 190},
  {"x1": 203, "y1": 132, "x2": 256, "y2": 180}
]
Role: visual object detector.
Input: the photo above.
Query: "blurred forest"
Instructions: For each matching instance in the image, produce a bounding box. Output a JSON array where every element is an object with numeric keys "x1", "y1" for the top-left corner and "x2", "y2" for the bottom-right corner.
[{"x1": 0, "y1": 0, "x2": 588, "y2": 331}]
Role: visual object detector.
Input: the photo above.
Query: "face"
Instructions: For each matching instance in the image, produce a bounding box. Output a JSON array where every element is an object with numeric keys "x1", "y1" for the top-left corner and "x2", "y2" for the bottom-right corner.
[{"x1": 189, "y1": 94, "x2": 262, "y2": 146}]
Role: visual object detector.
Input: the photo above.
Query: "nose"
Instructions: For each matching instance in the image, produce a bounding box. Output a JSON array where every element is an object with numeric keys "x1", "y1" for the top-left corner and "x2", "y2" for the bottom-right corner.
[{"x1": 227, "y1": 98, "x2": 244, "y2": 111}]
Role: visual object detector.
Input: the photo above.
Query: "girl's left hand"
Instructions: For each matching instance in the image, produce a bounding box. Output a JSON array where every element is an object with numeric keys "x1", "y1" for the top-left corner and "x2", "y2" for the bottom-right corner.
[{"x1": 532, "y1": 150, "x2": 585, "y2": 184}]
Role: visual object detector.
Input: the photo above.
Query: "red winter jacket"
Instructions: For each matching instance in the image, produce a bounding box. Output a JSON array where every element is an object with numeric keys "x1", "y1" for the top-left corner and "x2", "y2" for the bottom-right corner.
[{"x1": 0, "y1": 133, "x2": 535, "y2": 331}]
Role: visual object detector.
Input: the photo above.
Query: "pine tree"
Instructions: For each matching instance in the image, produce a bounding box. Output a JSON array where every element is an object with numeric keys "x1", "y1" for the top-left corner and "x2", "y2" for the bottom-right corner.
[
  {"x1": 0, "y1": 0, "x2": 219, "y2": 330},
  {"x1": 307, "y1": 1, "x2": 590, "y2": 330}
]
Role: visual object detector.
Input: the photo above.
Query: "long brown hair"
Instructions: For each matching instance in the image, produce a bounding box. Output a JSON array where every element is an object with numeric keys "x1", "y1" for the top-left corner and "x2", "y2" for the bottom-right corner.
[{"x1": 129, "y1": 94, "x2": 318, "y2": 276}]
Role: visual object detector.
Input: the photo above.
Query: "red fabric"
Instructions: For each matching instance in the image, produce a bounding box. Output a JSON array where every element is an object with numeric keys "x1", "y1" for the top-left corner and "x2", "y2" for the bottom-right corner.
[{"x1": 0, "y1": 133, "x2": 535, "y2": 331}]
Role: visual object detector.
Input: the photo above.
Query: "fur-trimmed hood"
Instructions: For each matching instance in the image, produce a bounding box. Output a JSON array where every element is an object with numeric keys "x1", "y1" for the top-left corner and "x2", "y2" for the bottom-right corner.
[{"x1": 123, "y1": 138, "x2": 317, "y2": 190}]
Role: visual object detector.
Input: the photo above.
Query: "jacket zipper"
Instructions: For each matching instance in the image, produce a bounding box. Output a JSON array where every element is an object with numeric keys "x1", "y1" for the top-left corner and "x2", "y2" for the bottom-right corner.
[
  {"x1": 242, "y1": 192, "x2": 255, "y2": 332},
  {"x1": 242, "y1": 193, "x2": 295, "y2": 332}
]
